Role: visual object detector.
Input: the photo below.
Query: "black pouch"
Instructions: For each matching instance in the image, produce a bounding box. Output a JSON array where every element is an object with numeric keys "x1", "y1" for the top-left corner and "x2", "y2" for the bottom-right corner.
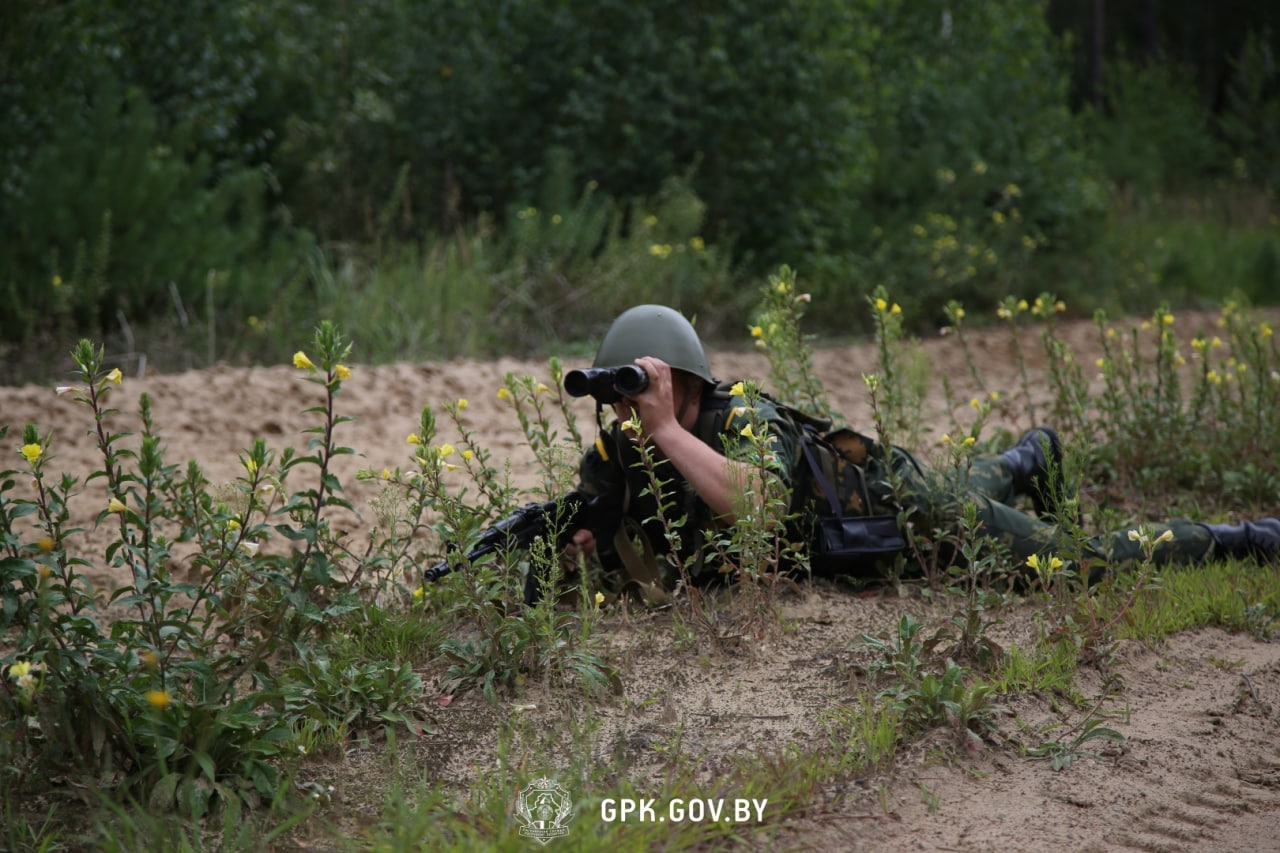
[
  {"x1": 800, "y1": 427, "x2": 905, "y2": 576},
  {"x1": 811, "y1": 514, "x2": 905, "y2": 576}
]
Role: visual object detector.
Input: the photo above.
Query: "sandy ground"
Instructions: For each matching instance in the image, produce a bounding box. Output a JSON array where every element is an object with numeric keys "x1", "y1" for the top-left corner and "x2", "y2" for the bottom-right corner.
[{"x1": 3, "y1": 309, "x2": 1279, "y2": 850}]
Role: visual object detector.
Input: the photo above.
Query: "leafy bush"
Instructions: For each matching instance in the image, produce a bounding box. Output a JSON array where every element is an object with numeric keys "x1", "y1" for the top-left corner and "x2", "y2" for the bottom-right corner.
[{"x1": 1083, "y1": 57, "x2": 1223, "y2": 193}]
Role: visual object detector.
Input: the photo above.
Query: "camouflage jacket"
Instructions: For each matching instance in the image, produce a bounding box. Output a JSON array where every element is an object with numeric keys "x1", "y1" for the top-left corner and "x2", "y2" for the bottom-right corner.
[{"x1": 577, "y1": 380, "x2": 892, "y2": 579}]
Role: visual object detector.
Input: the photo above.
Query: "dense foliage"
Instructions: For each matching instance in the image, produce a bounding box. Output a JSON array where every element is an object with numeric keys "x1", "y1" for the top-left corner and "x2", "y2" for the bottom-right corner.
[{"x1": 1, "y1": 0, "x2": 1277, "y2": 366}]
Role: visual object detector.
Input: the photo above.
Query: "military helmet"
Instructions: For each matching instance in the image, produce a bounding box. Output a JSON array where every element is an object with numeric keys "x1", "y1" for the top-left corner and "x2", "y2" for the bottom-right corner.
[{"x1": 593, "y1": 304, "x2": 713, "y2": 382}]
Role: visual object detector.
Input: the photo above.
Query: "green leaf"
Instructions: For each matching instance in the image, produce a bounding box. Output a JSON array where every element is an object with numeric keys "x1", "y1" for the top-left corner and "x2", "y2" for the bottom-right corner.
[{"x1": 194, "y1": 750, "x2": 217, "y2": 782}]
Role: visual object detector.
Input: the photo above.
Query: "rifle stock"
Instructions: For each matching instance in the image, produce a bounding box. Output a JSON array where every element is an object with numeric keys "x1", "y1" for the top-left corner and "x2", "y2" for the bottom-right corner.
[{"x1": 422, "y1": 490, "x2": 620, "y2": 604}]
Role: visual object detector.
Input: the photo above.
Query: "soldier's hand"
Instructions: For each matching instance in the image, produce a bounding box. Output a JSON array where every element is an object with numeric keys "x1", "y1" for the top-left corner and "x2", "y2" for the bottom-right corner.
[
  {"x1": 614, "y1": 356, "x2": 678, "y2": 437},
  {"x1": 561, "y1": 529, "x2": 596, "y2": 574}
]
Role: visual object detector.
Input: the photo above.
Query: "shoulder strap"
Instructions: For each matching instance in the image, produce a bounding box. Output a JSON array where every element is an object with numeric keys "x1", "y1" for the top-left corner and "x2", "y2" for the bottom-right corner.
[{"x1": 798, "y1": 427, "x2": 844, "y2": 517}]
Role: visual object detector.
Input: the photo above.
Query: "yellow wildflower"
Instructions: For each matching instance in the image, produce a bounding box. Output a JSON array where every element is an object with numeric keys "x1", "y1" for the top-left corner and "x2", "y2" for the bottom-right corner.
[
  {"x1": 37, "y1": 536, "x2": 54, "y2": 553},
  {"x1": 941, "y1": 434, "x2": 953, "y2": 446},
  {"x1": 20, "y1": 443, "x2": 41, "y2": 463},
  {"x1": 992, "y1": 211, "x2": 1005, "y2": 225},
  {"x1": 140, "y1": 650, "x2": 159, "y2": 669},
  {"x1": 497, "y1": 387, "x2": 511, "y2": 400},
  {"x1": 1260, "y1": 323, "x2": 1273, "y2": 339},
  {"x1": 740, "y1": 424, "x2": 755, "y2": 440},
  {"x1": 8, "y1": 661, "x2": 32, "y2": 680},
  {"x1": 1157, "y1": 529, "x2": 1174, "y2": 544},
  {"x1": 462, "y1": 449, "x2": 473, "y2": 461},
  {"x1": 962, "y1": 436, "x2": 976, "y2": 447},
  {"x1": 292, "y1": 351, "x2": 315, "y2": 370},
  {"x1": 244, "y1": 458, "x2": 258, "y2": 475},
  {"x1": 406, "y1": 433, "x2": 420, "y2": 445},
  {"x1": 890, "y1": 303, "x2": 901, "y2": 315},
  {"x1": 997, "y1": 307, "x2": 1012, "y2": 320},
  {"x1": 1017, "y1": 299, "x2": 1029, "y2": 312},
  {"x1": 750, "y1": 325, "x2": 764, "y2": 338},
  {"x1": 106, "y1": 368, "x2": 123, "y2": 384},
  {"x1": 145, "y1": 690, "x2": 171, "y2": 710},
  {"x1": 1161, "y1": 313, "x2": 1175, "y2": 326},
  {"x1": 381, "y1": 468, "x2": 391, "y2": 480},
  {"x1": 690, "y1": 236, "x2": 705, "y2": 251},
  {"x1": 438, "y1": 443, "x2": 456, "y2": 458},
  {"x1": 729, "y1": 381, "x2": 747, "y2": 397},
  {"x1": 537, "y1": 383, "x2": 550, "y2": 394},
  {"x1": 457, "y1": 398, "x2": 469, "y2": 409},
  {"x1": 37, "y1": 565, "x2": 53, "y2": 579},
  {"x1": 594, "y1": 591, "x2": 605, "y2": 607},
  {"x1": 988, "y1": 391, "x2": 1000, "y2": 402},
  {"x1": 334, "y1": 364, "x2": 351, "y2": 380},
  {"x1": 413, "y1": 586, "x2": 425, "y2": 602},
  {"x1": 776, "y1": 281, "x2": 789, "y2": 294},
  {"x1": 227, "y1": 518, "x2": 241, "y2": 530},
  {"x1": 107, "y1": 497, "x2": 128, "y2": 514},
  {"x1": 875, "y1": 297, "x2": 888, "y2": 312}
]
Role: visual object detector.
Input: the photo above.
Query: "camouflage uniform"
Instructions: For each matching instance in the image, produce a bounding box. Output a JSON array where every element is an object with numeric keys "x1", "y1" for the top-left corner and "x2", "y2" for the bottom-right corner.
[
  {"x1": 864, "y1": 445, "x2": 1214, "y2": 575},
  {"x1": 578, "y1": 381, "x2": 1215, "y2": 587}
]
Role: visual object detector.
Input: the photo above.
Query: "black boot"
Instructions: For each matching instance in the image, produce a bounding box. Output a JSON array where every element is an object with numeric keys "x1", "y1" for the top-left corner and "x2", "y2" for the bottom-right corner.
[
  {"x1": 1000, "y1": 426, "x2": 1067, "y2": 517},
  {"x1": 1201, "y1": 519, "x2": 1280, "y2": 559}
]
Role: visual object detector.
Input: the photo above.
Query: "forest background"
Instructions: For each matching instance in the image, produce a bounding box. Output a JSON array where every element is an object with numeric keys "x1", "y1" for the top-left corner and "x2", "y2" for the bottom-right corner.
[{"x1": 2, "y1": 0, "x2": 1278, "y2": 380}]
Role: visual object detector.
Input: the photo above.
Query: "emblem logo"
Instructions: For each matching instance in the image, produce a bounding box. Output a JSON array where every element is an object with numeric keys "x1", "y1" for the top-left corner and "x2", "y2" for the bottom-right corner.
[{"x1": 515, "y1": 776, "x2": 574, "y2": 845}]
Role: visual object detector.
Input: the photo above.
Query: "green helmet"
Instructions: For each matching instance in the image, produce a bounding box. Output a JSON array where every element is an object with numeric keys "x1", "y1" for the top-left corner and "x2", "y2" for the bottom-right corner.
[{"x1": 593, "y1": 304, "x2": 714, "y2": 382}]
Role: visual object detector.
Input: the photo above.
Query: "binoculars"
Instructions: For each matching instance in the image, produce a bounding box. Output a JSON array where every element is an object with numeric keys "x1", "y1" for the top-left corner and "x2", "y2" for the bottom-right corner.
[{"x1": 564, "y1": 365, "x2": 649, "y2": 404}]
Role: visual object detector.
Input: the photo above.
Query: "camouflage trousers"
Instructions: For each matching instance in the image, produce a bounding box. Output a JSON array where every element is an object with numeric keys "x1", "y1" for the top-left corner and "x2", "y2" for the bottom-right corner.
[{"x1": 863, "y1": 446, "x2": 1215, "y2": 575}]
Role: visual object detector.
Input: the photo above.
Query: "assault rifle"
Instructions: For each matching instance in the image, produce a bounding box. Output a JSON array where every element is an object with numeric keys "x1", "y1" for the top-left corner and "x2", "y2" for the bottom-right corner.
[{"x1": 422, "y1": 490, "x2": 621, "y2": 605}]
